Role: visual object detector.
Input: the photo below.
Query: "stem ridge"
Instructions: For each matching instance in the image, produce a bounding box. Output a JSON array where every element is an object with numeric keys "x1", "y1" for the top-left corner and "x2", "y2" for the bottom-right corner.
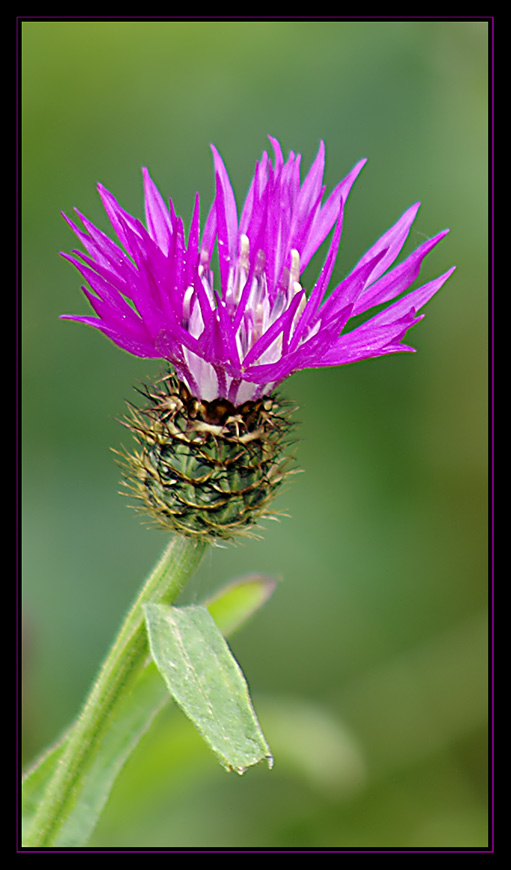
[{"x1": 25, "y1": 535, "x2": 207, "y2": 848}]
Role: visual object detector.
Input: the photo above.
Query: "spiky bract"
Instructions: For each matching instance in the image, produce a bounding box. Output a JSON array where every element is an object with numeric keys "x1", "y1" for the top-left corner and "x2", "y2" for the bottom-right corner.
[{"x1": 118, "y1": 370, "x2": 296, "y2": 541}]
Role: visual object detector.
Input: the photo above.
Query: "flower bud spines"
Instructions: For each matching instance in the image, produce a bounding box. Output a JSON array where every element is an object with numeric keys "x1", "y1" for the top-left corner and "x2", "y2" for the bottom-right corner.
[{"x1": 118, "y1": 370, "x2": 296, "y2": 541}]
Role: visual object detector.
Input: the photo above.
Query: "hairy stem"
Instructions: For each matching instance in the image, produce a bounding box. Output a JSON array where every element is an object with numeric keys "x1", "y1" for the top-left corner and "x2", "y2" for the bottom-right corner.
[{"x1": 25, "y1": 535, "x2": 207, "y2": 848}]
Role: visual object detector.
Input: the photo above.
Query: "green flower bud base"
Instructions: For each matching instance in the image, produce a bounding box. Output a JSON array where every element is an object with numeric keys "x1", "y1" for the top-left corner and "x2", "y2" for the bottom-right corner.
[{"x1": 119, "y1": 370, "x2": 296, "y2": 541}]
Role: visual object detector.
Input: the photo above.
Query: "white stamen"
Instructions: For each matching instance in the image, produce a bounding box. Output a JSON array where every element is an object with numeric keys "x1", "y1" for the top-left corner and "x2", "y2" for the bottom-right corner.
[
  {"x1": 230, "y1": 234, "x2": 250, "y2": 305},
  {"x1": 239, "y1": 234, "x2": 250, "y2": 271},
  {"x1": 289, "y1": 249, "x2": 301, "y2": 292},
  {"x1": 182, "y1": 286, "x2": 194, "y2": 326}
]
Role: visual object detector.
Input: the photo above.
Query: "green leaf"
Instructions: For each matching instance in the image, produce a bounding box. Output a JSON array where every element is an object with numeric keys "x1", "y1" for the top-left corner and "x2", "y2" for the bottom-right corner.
[
  {"x1": 22, "y1": 575, "x2": 276, "y2": 844},
  {"x1": 22, "y1": 663, "x2": 169, "y2": 847},
  {"x1": 205, "y1": 574, "x2": 277, "y2": 636},
  {"x1": 22, "y1": 735, "x2": 68, "y2": 841},
  {"x1": 144, "y1": 603, "x2": 273, "y2": 774}
]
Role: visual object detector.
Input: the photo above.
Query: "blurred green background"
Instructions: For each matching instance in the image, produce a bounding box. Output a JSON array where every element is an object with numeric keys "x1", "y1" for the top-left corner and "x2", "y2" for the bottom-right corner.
[{"x1": 21, "y1": 20, "x2": 489, "y2": 849}]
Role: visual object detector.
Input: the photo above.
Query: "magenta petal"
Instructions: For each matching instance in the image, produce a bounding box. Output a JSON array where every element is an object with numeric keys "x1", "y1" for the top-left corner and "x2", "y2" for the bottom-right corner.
[
  {"x1": 352, "y1": 230, "x2": 450, "y2": 316},
  {"x1": 316, "y1": 250, "x2": 388, "y2": 327},
  {"x1": 97, "y1": 184, "x2": 144, "y2": 259},
  {"x1": 288, "y1": 207, "x2": 345, "y2": 354},
  {"x1": 63, "y1": 210, "x2": 137, "y2": 287},
  {"x1": 142, "y1": 167, "x2": 174, "y2": 254},
  {"x1": 322, "y1": 314, "x2": 422, "y2": 366},
  {"x1": 60, "y1": 307, "x2": 158, "y2": 358},
  {"x1": 301, "y1": 157, "x2": 367, "y2": 268},
  {"x1": 358, "y1": 266, "x2": 456, "y2": 330},
  {"x1": 292, "y1": 141, "x2": 326, "y2": 223},
  {"x1": 242, "y1": 289, "x2": 305, "y2": 368},
  {"x1": 210, "y1": 145, "x2": 238, "y2": 258},
  {"x1": 62, "y1": 139, "x2": 453, "y2": 403},
  {"x1": 352, "y1": 202, "x2": 421, "y2": 286}
]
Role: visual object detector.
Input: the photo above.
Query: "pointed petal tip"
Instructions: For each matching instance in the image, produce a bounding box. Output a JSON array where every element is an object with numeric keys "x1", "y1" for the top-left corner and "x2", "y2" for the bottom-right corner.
[
  {"x1": 61, "y1": 210, "x2": 78, "y2": 229},
  {"x1": 435, "y1": 264, "x2": 456, "y2": 281},
  {"x1": 353, "y1": 157, "x2": 368, "y2": 173},
  {"x1": 340, "y1": 157, "x2": 368, "y2": 188},
  {"x1": 209, "y1": 143, "x2": 223, "y2": 162}
]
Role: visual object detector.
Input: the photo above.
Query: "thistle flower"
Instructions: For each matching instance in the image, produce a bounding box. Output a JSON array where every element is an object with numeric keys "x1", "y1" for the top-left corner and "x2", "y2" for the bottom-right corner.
[{"x1": 61, "y1": 138, "x2": 454, "y2": 539}]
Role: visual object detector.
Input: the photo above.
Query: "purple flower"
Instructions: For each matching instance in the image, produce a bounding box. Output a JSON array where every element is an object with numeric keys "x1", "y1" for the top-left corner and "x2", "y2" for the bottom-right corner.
[{"x1": 61, "y1": 138, "x2": 454, "y2": 405}]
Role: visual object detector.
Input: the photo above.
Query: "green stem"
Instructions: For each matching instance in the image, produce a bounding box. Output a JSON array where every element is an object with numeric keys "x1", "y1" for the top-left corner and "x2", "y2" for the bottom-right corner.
[{"x1": 25, "y1": 535, "x2": 208, "y2": 848}]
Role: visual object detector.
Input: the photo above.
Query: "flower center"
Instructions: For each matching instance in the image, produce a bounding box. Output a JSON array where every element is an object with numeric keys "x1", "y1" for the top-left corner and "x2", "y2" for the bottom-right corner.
[
  {"x1": 180, "y1": 236, "x2": 307, "y2": 404},
  {"x1": 227, "y1": 235, "x2": 305, "y2": 363}
]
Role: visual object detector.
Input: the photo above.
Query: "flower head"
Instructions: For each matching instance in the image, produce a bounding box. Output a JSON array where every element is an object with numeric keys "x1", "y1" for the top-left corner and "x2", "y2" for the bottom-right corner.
[{"x1": 61, "y1": 138, "x2": 454, "y2": 406}]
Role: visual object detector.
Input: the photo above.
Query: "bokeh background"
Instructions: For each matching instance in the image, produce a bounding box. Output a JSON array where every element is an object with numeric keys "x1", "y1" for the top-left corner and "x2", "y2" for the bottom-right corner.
[{"x1": 21, "y1": 20, "x2": 489, "y2": 849}]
